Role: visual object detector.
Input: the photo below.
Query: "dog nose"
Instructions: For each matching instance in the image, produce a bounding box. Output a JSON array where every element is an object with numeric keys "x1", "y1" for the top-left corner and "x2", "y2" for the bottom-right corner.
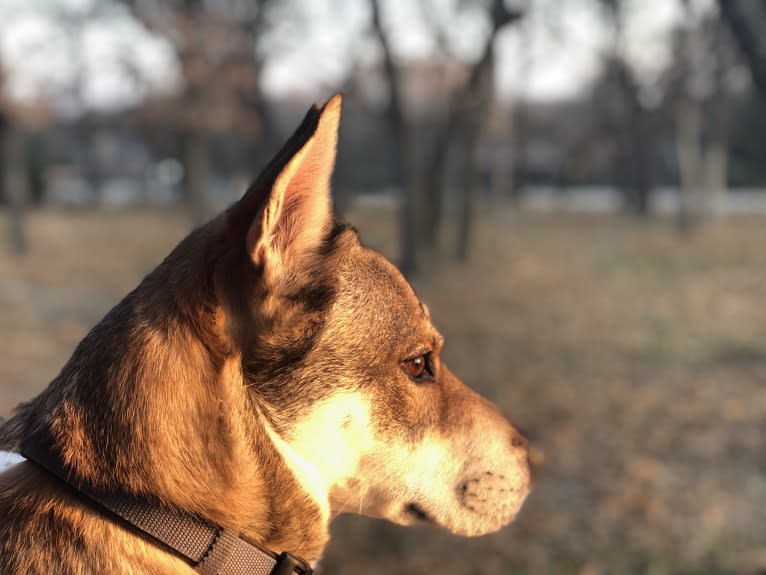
[{"x1": 510, "y1": 428, "x2": 528, "y2": 450}]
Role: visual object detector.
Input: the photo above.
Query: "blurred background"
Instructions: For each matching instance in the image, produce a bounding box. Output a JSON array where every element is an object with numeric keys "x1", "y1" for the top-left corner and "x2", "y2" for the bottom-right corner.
[{"x1": 1, "y1": 0, "x2": 765, "y2": 573}]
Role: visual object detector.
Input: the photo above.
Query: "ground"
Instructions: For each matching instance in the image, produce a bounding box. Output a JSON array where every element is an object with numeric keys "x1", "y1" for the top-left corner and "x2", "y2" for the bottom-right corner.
[{"x1": 1, "y1": 204, "x2": 764, "y2": 574}]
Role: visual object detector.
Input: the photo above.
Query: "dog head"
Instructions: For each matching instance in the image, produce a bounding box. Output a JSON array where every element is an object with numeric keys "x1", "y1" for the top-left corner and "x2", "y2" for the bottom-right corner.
[
  {"x1": 2, "y1": 95, "x2": 529, "y2": 563},
  {"x1": 225, "y1": 95, "x2": 530, "y2": 537}
]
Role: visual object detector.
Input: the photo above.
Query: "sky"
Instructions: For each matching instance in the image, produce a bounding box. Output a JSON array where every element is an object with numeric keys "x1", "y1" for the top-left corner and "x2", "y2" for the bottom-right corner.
[
  {"x1": 0, "y1": 0, "x2": 715, "y2": 115},
  {"x1": 0, "y1": 0, "x2": 178, "y2": 114},
  {"x1": 496, "y1": 0, "x2": 689, "y2": 100}
]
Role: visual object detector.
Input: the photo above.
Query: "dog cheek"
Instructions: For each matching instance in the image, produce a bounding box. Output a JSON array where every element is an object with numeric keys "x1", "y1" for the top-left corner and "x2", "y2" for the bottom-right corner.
[
  {"x1": 285, "y1": 392, "x2": 377, "y2": 489},
  {"x1": 361, "y1": 433, "x2": 460, "y2": 516},
  {"x1": 367, "y1": 373, "x2": 441, "y2": 443}
]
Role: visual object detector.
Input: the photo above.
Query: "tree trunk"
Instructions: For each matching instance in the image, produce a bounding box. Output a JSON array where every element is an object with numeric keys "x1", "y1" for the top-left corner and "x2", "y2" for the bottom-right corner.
[
  {"x1": 603, "y1": 2, "x2": 650, "y2": 216},
  {"x1": 455, "y1": 73, "x2": 492, "y2": 262},
  {"x1": 704, "y1": 15, "x2": 731, "y2": 221},
  {"x1": 676, "y1": 101, "x2": 701, "y2": 235},
  {"x1": 424, "y1": 111, "x2": 458, "y2": 251},
  {"x1": 79, "y1": 116, "x2": 104, "y2": 205},
  {"x1": 629, "y1": 100, "x2": 650, "y2": 215},
  {"x1": 456, "y1": 119, "x2": 481, "y2": 262},
  {"x1": 676, "y1": 0, "x2": 705, "y2": 235},
  {"x1": 704, "y1": 141, "x2": 728, "y2": 220},
  {"x1": 454, "y1": 0, "x2": 517, "y2": 262},
  {"x1": 487, "y1": 103, "x2": 515, "y2": 209},
  {"x1": 185, "y1": 130, "x2": 210, "y2": 227},
  {"x1": 26, "y1": 133, "x2": 46, "y2": 206},
  {"x1": 3, "y1": 127, "x2": 30, "y2": 255},
  {"x1": 370, "y1": 0, "x2": 419, "y2": 277},
  {"x1": 425, "y1": 0, "x2": 523, "y2": 251},
  {"x1": 614, "y1": 64, "x2": 651, "y2": 216}
]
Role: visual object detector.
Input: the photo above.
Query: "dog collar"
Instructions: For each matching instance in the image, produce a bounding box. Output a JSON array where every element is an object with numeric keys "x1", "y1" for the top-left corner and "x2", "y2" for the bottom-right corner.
[{"x1": 20, "y1": 435, "x2": 312, "y2": 575}]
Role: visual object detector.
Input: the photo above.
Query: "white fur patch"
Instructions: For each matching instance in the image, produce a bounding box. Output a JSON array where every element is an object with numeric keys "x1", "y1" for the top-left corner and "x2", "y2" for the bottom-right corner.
[
  {"x1": 287, "y1": 392, "x2": 375, "y2": 489},
  {"x1": 261, "y1": 414, "x2": 332, "y2": 522},
  {"x1": 262, "y1": 392, "x2": 376, "y2": 522}
]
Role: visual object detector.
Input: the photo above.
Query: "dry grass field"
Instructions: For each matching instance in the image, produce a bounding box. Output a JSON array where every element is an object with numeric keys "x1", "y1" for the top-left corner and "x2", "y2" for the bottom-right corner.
[{"x1": 1, "y1": 204, "x2": 765, "y2": 574}]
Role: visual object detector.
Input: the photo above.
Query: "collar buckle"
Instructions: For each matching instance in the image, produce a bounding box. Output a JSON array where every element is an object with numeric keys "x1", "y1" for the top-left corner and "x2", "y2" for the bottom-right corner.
[{"x1": 271, "y1": 551, "x2": 313, "y2": 575}]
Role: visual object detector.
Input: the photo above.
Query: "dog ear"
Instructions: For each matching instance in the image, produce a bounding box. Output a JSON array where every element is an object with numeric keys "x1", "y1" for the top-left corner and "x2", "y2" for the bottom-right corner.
[{"x1": 243, "y1": 94, "x2": 341, "y2": 278}]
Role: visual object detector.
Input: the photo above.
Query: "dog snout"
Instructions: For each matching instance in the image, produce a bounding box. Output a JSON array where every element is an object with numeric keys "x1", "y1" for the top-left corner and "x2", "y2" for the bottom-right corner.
[{"x1": 457, "y1": 470, "x2": 528, "y2": 520}]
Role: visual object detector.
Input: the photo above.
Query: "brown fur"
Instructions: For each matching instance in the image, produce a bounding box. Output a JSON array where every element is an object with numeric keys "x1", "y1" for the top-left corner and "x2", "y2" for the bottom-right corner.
[{"x1": 0, "y1": 95, "x2": 529, "y2": 574}]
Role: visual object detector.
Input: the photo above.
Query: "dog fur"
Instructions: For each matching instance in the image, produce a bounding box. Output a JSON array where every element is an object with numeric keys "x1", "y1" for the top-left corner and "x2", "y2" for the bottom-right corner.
[{"x1": 0, "y1": 95, "x2": 530, "y2": 574}]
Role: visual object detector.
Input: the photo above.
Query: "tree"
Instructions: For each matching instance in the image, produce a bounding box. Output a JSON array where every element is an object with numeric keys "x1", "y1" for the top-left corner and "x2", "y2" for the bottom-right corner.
[
  {"x1": 598, "y1": 0, "x2": 651, "y2": 216},
  {"x1": 369, "y1": 0, "x2": 420, "y2": 277},
  {"x1": 703, "y1": 12, "x2": 733, "y2": 220},
  {"x1": 453, "y1": 0, "x2": 523, "y2": 261},
  {"x1": 370, "y1": 0, "x2": 524, "y2": 270},
  {"x1": 126, "y1": 0, "x2": 271, "y2": 225},
  {"x1": 416, "y1": 0, "x2": 523, "y2": 256},
  {"x1": 675, "y1": 0, "x2": 704, "y2": 234},
  {"x1": 0, "y1": 61, "x2": 43, "y2": 255},
  {"x1": 718, "y1": 0, "x2": 766, "y2": 99},
  {"x1": 0, "y1": 63, "x2": 27, "y2": 254},
  {"x1": 664, "y1": 2, "x2": 735, "y2": 230}
]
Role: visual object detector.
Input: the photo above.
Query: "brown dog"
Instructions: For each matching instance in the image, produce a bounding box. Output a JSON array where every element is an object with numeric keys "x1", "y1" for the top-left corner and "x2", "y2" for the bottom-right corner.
[{"x1": 0, "y1": 95, "x2": 530, "y2": 574}]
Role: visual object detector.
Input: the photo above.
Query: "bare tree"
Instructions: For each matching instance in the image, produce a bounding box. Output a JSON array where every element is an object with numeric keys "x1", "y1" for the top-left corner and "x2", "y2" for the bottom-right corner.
[
  {"x1": 0, "y1": 63, "x2": 31, "y2": 256},
  {"x1": 599, "y1": 0, "x2": 651, "y2": 216},
  {"x1": 675, "y1": 0, "x2": 703, "y2": 234},
  {"x1": 420, "y1": 0, "x2": 523, "y2": 255},
  {"x1": 127, "y1": 0, "x2": 268, "y2": 225},
  {"x1": 371, "y1": 0, "x2": 523, "y2": 269},
  {"x1": 1, "y1": 125, "x2": 31, "y2": 256},
  {"x1": 369, "y1": 0, "x2": 420, "y2": 276},
  {"x1": 241, "y1": 0, "x2": 280, "y2": 172},
  {"x1": 718, "y1": 0, "x2": 766, "y2": 98},
  {"x1": 667, "y1": 2, "x2": 734, "y2": 231},
  {"x1": 704, "y1": 14, "x2": 732, "y2": 220},
  {"x1": 56, "y1": 2, "x2": 104, "y2": 205},
  {"x1": 454, "y1": 0, "x2": 523, "y2": 262}
]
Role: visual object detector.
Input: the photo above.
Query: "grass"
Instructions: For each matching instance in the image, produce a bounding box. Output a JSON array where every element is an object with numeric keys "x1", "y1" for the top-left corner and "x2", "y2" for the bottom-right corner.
[{"x1": 1, "y1": 205, "x2": 765, "y2": 574}]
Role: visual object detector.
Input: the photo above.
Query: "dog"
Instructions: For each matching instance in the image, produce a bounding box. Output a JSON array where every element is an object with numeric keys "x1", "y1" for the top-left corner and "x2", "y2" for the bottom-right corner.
[{"x1": 0, "y1": 95, "x2": 530, "y2": 574}]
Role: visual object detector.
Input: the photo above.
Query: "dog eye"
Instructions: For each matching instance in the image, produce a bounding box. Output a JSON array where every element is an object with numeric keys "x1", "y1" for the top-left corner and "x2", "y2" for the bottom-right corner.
[{"x1": 401, "y1": 354, "x2": 433, "y2": 382}]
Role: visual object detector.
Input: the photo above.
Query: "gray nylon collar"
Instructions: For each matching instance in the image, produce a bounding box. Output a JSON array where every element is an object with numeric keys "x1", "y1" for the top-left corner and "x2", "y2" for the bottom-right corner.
[{"x1": 20, "y1": 436, "x2": 312, "y2": 575}]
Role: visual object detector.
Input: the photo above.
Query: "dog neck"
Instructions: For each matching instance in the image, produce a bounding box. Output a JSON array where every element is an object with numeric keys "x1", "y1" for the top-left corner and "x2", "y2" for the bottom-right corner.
[{"x1": 12, "y1": 227, "x2": 333, "y2": 564}]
